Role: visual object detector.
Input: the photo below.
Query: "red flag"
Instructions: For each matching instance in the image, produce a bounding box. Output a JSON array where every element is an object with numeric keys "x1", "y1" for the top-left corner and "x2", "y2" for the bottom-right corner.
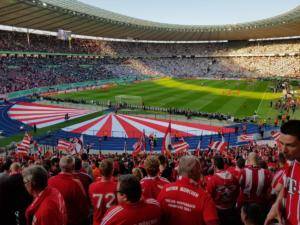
[
  {"x1": 271, "y1": 131, "x2": 280, "y2": 141},
  {"x1": 237, "y1": 134, "x2": 255, "y2": 142},
  {"x1": 17, "y1": 132, "x2": 31, "y2": 155},
  {"x1": 173, "y1": 137, "x2": 189, "y2": 154},
  {"x1": 209, "y1": 141, "x2": 228, "y2": 154},
  {"x1": 57, "y1": 139, "x2": 74, "y2": 153},
  {"x1": 162, "y1": 122, "x2": 172, "y2": 157},
  {"x1": 132, "y1": 134, "x2": 146, "y2": 157}
]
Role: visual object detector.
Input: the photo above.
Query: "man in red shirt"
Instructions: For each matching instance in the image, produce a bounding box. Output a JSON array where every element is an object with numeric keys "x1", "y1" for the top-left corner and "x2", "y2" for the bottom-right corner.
[
  {"x1": 101, "y1": 174, "x2": 161, "y2": 225},
  {"x1": 265, "y1": 120, "x2": 300, "y2": 225},
  {"x1": 206, "y1": 156, "x2": 239, "y2": 225},
  {"x1": 141, "y1": 155, "x2": 170, "y2": 199},
  {"x1": 22, "y1": 165, "x2": 67, "y2": 225},
  {"x1": 157, "y1": 155, "x2": 219, "y2": 225},
  {"x1": 48, "y1": 156, "x2": 89, "y2": 225},
  {"x1": 238, "y1": 152, "x2": 272, "y2": 208},
  {"x1": 89, "y1": 159, "x2": 117, "y2": 225},
  {"x1": 73, "y1": 157, "x2": 92, "y2": 196}
]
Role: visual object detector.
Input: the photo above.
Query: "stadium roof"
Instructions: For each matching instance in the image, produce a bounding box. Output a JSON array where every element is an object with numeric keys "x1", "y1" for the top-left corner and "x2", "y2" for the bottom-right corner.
[{"x1": 0, "y1": 0, "x2": 300, "y2": 41}]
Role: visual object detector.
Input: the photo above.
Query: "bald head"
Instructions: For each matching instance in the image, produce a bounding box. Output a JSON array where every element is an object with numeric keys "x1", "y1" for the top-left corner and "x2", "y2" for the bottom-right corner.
[
  {"x1": 178, "y1": 156, "x2": 201, "y2": 182},
  {"x1": 59, "y1": 155, "x2": 75, "y2": 172},
  {"x1": 247, "y1": 152, "x2": 259, "y2": 166}
]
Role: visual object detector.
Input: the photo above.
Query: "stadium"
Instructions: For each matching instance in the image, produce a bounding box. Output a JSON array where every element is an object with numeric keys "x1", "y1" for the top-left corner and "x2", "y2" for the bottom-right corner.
[{"x1": 0, "y1": 0, "x2": 300, "y2": 225}]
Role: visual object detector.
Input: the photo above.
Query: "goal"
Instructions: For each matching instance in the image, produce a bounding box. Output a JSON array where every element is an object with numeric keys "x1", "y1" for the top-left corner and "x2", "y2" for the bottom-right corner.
[{"x1": 115, "y1": 95, "x2": 143, "y2": 106}]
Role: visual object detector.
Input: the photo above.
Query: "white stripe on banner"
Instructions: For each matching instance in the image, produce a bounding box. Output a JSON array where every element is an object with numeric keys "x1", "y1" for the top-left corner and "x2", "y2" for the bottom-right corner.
[
  {"x1": 124, "y1": 115, "x2": 214, "y2": 136},
  {"x1": 117, "y1": 115, "x2": 164, "y2": 138},
  {"x1": 111, "y1": 115, "x2": 127, "y2": 137},
  {"x1": 244, "y1": 168, "x2": 252, "y2": 196}
]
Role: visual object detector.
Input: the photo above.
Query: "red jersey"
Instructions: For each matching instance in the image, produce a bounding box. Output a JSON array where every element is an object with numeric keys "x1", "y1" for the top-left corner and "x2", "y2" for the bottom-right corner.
[
  {"x1": 25, "y1": 187, "x2": 67, "y2": 225},
  {"x1": 100, "y1": 199, "x2": 161, "y2": 225},
  {"x1": 89, "y1": 178, "x2": 118, "y2": 225},
  {"x1": 280, "y1": 160, "x2": 300, "y2": 225},
  {"x1": 238, "y1": 166, "x2": 272, "y2": 206},
  {"x1": 73, "y1": 171, "x2": 92, "y2": 196},
  {"x1": 227, "y1": 166, "x2": 243, "y2": 180},
  {"x1": 48, "y1": 172, "x2": 89, "y2": 225},
  {"x1": 206, "y1": 170, "x2": 239, "y2": 209},
  {"x1": 157, "y1": 176, "x2": 219, "y2": 225},
  {"x1": 271, "y1": 169, "x2": 284, "y2": 194},
  {"x1": 140, "y1": 176, "x2": 170, "y2": 199}
]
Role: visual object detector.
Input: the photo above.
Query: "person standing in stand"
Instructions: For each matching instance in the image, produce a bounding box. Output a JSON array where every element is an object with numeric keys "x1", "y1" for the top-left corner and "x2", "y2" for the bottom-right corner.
[
  {"x1": 48, "y1": 156, "x2": 89, "y2": 225},
  {"x1": 100, "y1": 174, "x2": 161, "y2": 225},
  {"x1": 206, "y1": 156, "x2": 240, "y2": 225},
  {"x1": 265, "y1": 120, "x2": 300, "y2": 225},
  {"x1": 89, "y1": 159, "x2": 117, "y2": 225},
  {"x1": 22, "y1": 165, "x2": 67, "y2": 225},
  {"x1": 157, "y1": 155, "x2": 219, "y2": 225},
  {"x1": 140, "y1": 155, "x2": 170, "y2": 199}
]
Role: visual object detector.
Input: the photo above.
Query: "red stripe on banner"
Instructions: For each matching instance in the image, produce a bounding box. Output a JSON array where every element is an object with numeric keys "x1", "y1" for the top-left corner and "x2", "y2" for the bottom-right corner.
[
  {"x1": 17, "y1": 102, "x2": 78, "y2": 109},
  {"x1": 27, "y1": 116, "x2": 68, "y2": 126},
  {"x1": 18, "y1": 112, "x2": 84, "y2": 122},
  {"x1": 133, "y1": 115, "x2": 234, "y2": 133},
  {"x1": 70, "y1": 115, "x2": 107, "y2": 134},
  {"x1": 9, "y1": 108, "x2": 81, "y2": 112},
  {"x1": 121, "y1": 114, "x2": 191, "y2": 137},
  {"x1": 114, "y1": 115, "x2": 144, "y2": 138},
  {"x1": 8, "y1": 111, "x2": 87, "y2": 117},
  {"x1": 96, "y1": 114, "x2": 113, "y2": 137}
]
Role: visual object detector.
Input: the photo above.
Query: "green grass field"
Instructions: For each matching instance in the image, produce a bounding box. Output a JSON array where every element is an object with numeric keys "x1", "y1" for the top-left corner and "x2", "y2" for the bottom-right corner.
[{"x1": 53, "y1": 78, "x2": 300, "y2": 120}]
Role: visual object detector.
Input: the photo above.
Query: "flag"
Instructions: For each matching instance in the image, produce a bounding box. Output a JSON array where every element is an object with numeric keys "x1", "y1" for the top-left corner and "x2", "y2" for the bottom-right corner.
[
  {"x1": 271, "y1": 131, "x2": 280, "y2": 141},
  {"x1": 209, "y1": 141, "x2": 228, "y2": 153},
  {"x1": 73, "y1": 137, "x2": 83, "y2": 154},
  {"x1": 57, "y1": 139, "x2": 74, "y2": 153},
  {"x1": 79, "y1": 134, "x2": 84, "y2": 146},
  {"x1": 17, "y1": 132, "x2": 31, "y2": 155},
  {"x1": 195, "y1": 139, "x2": 201, "y2": 157},
  {"x1": 173, "y1": 138, "x2": 189, "y2": 154},
  {"x1": 238, "y1": 134, "x2": 255, "y2": 142},
  {"x1": 162, "y1": 122, "x2": 172, "y2": 157},
  {"x1": 132, "y1": 134, "x2": 146, "y2": 157},
  {"x1": 123, "y1": 139, "x2": 127, "y2": 153}
]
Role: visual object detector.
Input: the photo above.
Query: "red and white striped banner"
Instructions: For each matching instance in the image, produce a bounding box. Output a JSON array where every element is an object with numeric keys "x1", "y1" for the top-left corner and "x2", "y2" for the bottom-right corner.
[
  {"x1": 237, "y1": 134, "x2": 255, "y2": 142},
  {"x1": 209, "y1": 141, "x2": 228, "y2": 153},
  {"x1": 57, "y1": 139, "x2": 74, "y2": 153},
  {"x1": 173, "y1": 140, "x2": 189, "y2": 154},
  {"x1": 271, "y1": 131, "x2": 280, "y2": 141},
  {"x1": 17, "y1": 132, "x2": 31, "y2": 155}
]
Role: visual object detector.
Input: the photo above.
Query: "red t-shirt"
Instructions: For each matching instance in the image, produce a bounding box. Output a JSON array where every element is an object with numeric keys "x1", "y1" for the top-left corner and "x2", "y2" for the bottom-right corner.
[
  {"x1": 238, "y1": 166, "x2": 272, "y2": 206},
  {"x1": 140, "y1": 176, "x2": 170, "y2": 199},
  {"x1": 25, "y1": 187, "x2": 67, "y2": 225},
  {"x1": 100, "y1": 199, "x2": 161, "y2": 225},
  {"x1": 157, "y1": 176, "x2": 219, "y2": 225},
  {"x1": 89, "y1": 178, "x2": 118, "y2": 225},
  {"x1": 206, "y1": 170, "x2": 239, "y2": 210},
  {"x1": 48, "y1": 172, "x2": 89, "y2": 225},
  {"x1": 280, "y1": 160, "x2": 300, "y2": 225}
]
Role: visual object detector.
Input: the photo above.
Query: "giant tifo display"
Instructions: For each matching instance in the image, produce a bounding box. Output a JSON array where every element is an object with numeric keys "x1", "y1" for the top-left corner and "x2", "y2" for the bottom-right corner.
[{"x1": 0, "y1": 1, "x2": 300, "y2": 225}]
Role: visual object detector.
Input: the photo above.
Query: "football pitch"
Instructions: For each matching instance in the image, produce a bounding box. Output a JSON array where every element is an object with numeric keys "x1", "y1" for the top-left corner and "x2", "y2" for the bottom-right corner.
[{"x1": 53, "y1": 78, "x2": 300, "y2": 120}]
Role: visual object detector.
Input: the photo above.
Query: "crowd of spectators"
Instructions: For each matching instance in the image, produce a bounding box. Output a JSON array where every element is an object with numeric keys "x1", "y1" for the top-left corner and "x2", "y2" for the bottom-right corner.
[
  {"x1": 0, "y1": 120, "x2": 299, "y2": 225},
  {"x1": 1, "y1": 55, "x2": 299, "y2": 94},
  {"x1": 0, "y1": 31, "x2": 299, "y2": 57},
  {"x1": 0, "y1": 31, "x2": 299, "y2": 94}
]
